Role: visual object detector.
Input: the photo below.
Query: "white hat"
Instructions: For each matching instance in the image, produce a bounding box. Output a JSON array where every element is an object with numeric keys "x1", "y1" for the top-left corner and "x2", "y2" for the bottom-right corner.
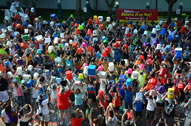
[
  {"x1": 106, "y1": 17, "x2": 111, "y2": 22},
  {"x1": 98, "y1": 16, "x2": 103, "y2": 22},
  {"x1": 133, "y1": 29, "x2": 138, "y2": 34},
  {"x1": 156, "y1": 25, "x2": 160, "y2": 31},
  {"x1": 54, "y1": 37, "x2": 59, "y2": 44},
  {"x1": 152, "y1": 28, "x2": 157, "y2": 34},
  {"x1": 132, "y1": 71, "x2": 138, "y2": 79}
]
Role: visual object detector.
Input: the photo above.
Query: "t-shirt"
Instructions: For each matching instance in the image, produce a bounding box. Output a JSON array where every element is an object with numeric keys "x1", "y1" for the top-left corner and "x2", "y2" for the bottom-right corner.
[
  {"x1": 164, "y1": 98, "x2": 175, "y2": 117},
  {"x1": 75, "y1": 93, "x2": 83, "y2": 106},
  {"x1": 124, "y1": 89, "x2": 133, "y2": 104},
  {"x1": 1, "y1": 109, "x2": 9, "y2": 123},
  {"x1": 41, "y1": 99, "x2": 49, "y2": 115},
  {"x1": 71, "y1": 118, "x2": 83, "y2": 126},
  {"x1": 13, "y1": 85, "x2": 22, "y2": 97},
  {"x1": 57, "y1": 87, "x2": 71, "y2": 110},
  {"x1": 32, "y1": 88, "x2": 39, "y2": 99},
  {"x1": 134, "y1": 101, "x2": 143, "y2": 112},
  {"x1": 146, "y1": 98, "x2": 155, "y2": 111}
]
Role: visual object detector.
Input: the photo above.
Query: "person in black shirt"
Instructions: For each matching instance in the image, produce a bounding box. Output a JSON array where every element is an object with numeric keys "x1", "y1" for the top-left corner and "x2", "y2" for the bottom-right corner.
[
  {"x1": 0, "y1": 74, "x2": 9, "y2": 102},
  {"x1": 164, "y1": 79, "x2": 173, "y2": 91}
]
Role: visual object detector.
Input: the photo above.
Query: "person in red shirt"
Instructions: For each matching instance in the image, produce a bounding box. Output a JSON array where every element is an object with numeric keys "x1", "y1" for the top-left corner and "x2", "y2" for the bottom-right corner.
[
  {"x1": 109, "y1": 87, "x2": 120, "y2": 117},
  {"x1": 57, "y1": 80, "x2": 71, "y2": 125},
  {"x1": 71, "y1": 108, "x2": 85, "y2": 126}
]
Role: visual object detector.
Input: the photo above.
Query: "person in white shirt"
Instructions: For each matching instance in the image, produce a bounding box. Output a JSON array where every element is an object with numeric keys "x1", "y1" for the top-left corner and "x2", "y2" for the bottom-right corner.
[
  {"x1": 48, "y1": 83, "x2": 57, "y2": 113},
  {"x1": 40, "y1": 98, "x2": 50, "y2": 126},
  {"x1": 1, "y1": 102, "x2": 10, "y2": 126},
  {"x1": 31, "y1": 84, "x2": 40, "y2": 113},
  {"x1": 144, "y1": 91, "x2": 156, "y2": 126},
  {"x1": 19, "y1": 104, "x2": 32, "y2": 126}
]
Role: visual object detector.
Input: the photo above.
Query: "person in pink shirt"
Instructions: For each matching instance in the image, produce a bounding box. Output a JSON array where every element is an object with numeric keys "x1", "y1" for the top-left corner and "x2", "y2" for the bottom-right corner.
[{"x1": 12, "y1": 82, "x2": 23, "y2": 108}]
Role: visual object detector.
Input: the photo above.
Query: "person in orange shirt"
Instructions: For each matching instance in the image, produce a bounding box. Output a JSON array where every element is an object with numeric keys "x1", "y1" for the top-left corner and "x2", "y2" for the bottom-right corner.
[{"x1": 56, "y1": 80, "x2": 71, "y2": 125}]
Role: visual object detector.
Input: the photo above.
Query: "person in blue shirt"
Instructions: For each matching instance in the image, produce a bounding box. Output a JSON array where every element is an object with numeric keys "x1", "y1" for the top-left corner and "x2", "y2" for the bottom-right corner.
[
  {"x1": 122, "y1": 84, "x2": 133, "y2": 110},
  {"x1": 133, "y1": 99, "x2": 145, "y2": 121}
]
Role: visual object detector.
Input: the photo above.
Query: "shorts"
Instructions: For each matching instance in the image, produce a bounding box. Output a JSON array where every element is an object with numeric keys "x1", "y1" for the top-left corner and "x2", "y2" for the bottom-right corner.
[
  {"x1": 75, "y1": 104, "x2": 83, "y2": 110},
  {"x1": 20, "y1": 121, "x2": 28, "y2": 126},
  {"x1": 0, "y1": 90, "x2": 9, "y2": 102},
  {"x1": 145, "y1": 110, "x2": 155, "y2": 120},
  {"x1": 40, "y1": 114, "x2": 50, "y2": 122},
  {"x1": 51, "y1": 98, "x2": 57, "y2": 104},
  {"x1": 59, "y1": 107, "x2": 69, "y2": 113},
  {"x1": 156, "y1": 102, "x2": 165, "y2": 107},
  {"x1": 125, "y1": 102, "x2": 132, "y2": 109},
  {"x1": 135, "y1": 111, "x2": 142, "y2": 117}
]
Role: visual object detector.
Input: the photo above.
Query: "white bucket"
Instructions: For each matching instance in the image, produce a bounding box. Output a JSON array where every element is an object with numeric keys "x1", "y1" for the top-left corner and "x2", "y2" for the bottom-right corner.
[
  {"x1": 16, "y1": 67, "x2": 23, "y2": 75},
  {"x1": 7, "y1": 72, "x2": 13, "y2": 78},
  {"x1": 23, "y1": 74, "x2": 31, "y2": 80},
  {"x1": 27, "y1": 65, "x2": 33, "y2": 71},
  {"x1": 33, "y1": 72, "x2": 39, "y2": 79},
  {"x1": 108, "y1": 62, "x2": 114, "y2": 72},
  {"x1": 98, "y1": 71, "x2": 107, "y2": 78}
]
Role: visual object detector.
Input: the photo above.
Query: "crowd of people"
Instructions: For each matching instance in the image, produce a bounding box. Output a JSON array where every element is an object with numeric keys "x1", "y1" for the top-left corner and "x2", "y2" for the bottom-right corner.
[{"x1": 0, "y1": 2, "x2": 191, "y2": 126}]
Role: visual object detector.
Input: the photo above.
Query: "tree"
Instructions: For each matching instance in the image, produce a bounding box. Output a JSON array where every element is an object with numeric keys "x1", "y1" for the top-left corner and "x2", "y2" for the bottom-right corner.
[
  {"x1": 76, "y1": 0, "x2": 81, "y2": 19},
  {"x1": 104, "y1": 0, "x2": 115, "y2": 16},
  {"x1": 93, "y1": 0, "x2": 98, "y2": 12},
  {"x1": 165, "y1": 0, "x2": 177, "y2": 20}
]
